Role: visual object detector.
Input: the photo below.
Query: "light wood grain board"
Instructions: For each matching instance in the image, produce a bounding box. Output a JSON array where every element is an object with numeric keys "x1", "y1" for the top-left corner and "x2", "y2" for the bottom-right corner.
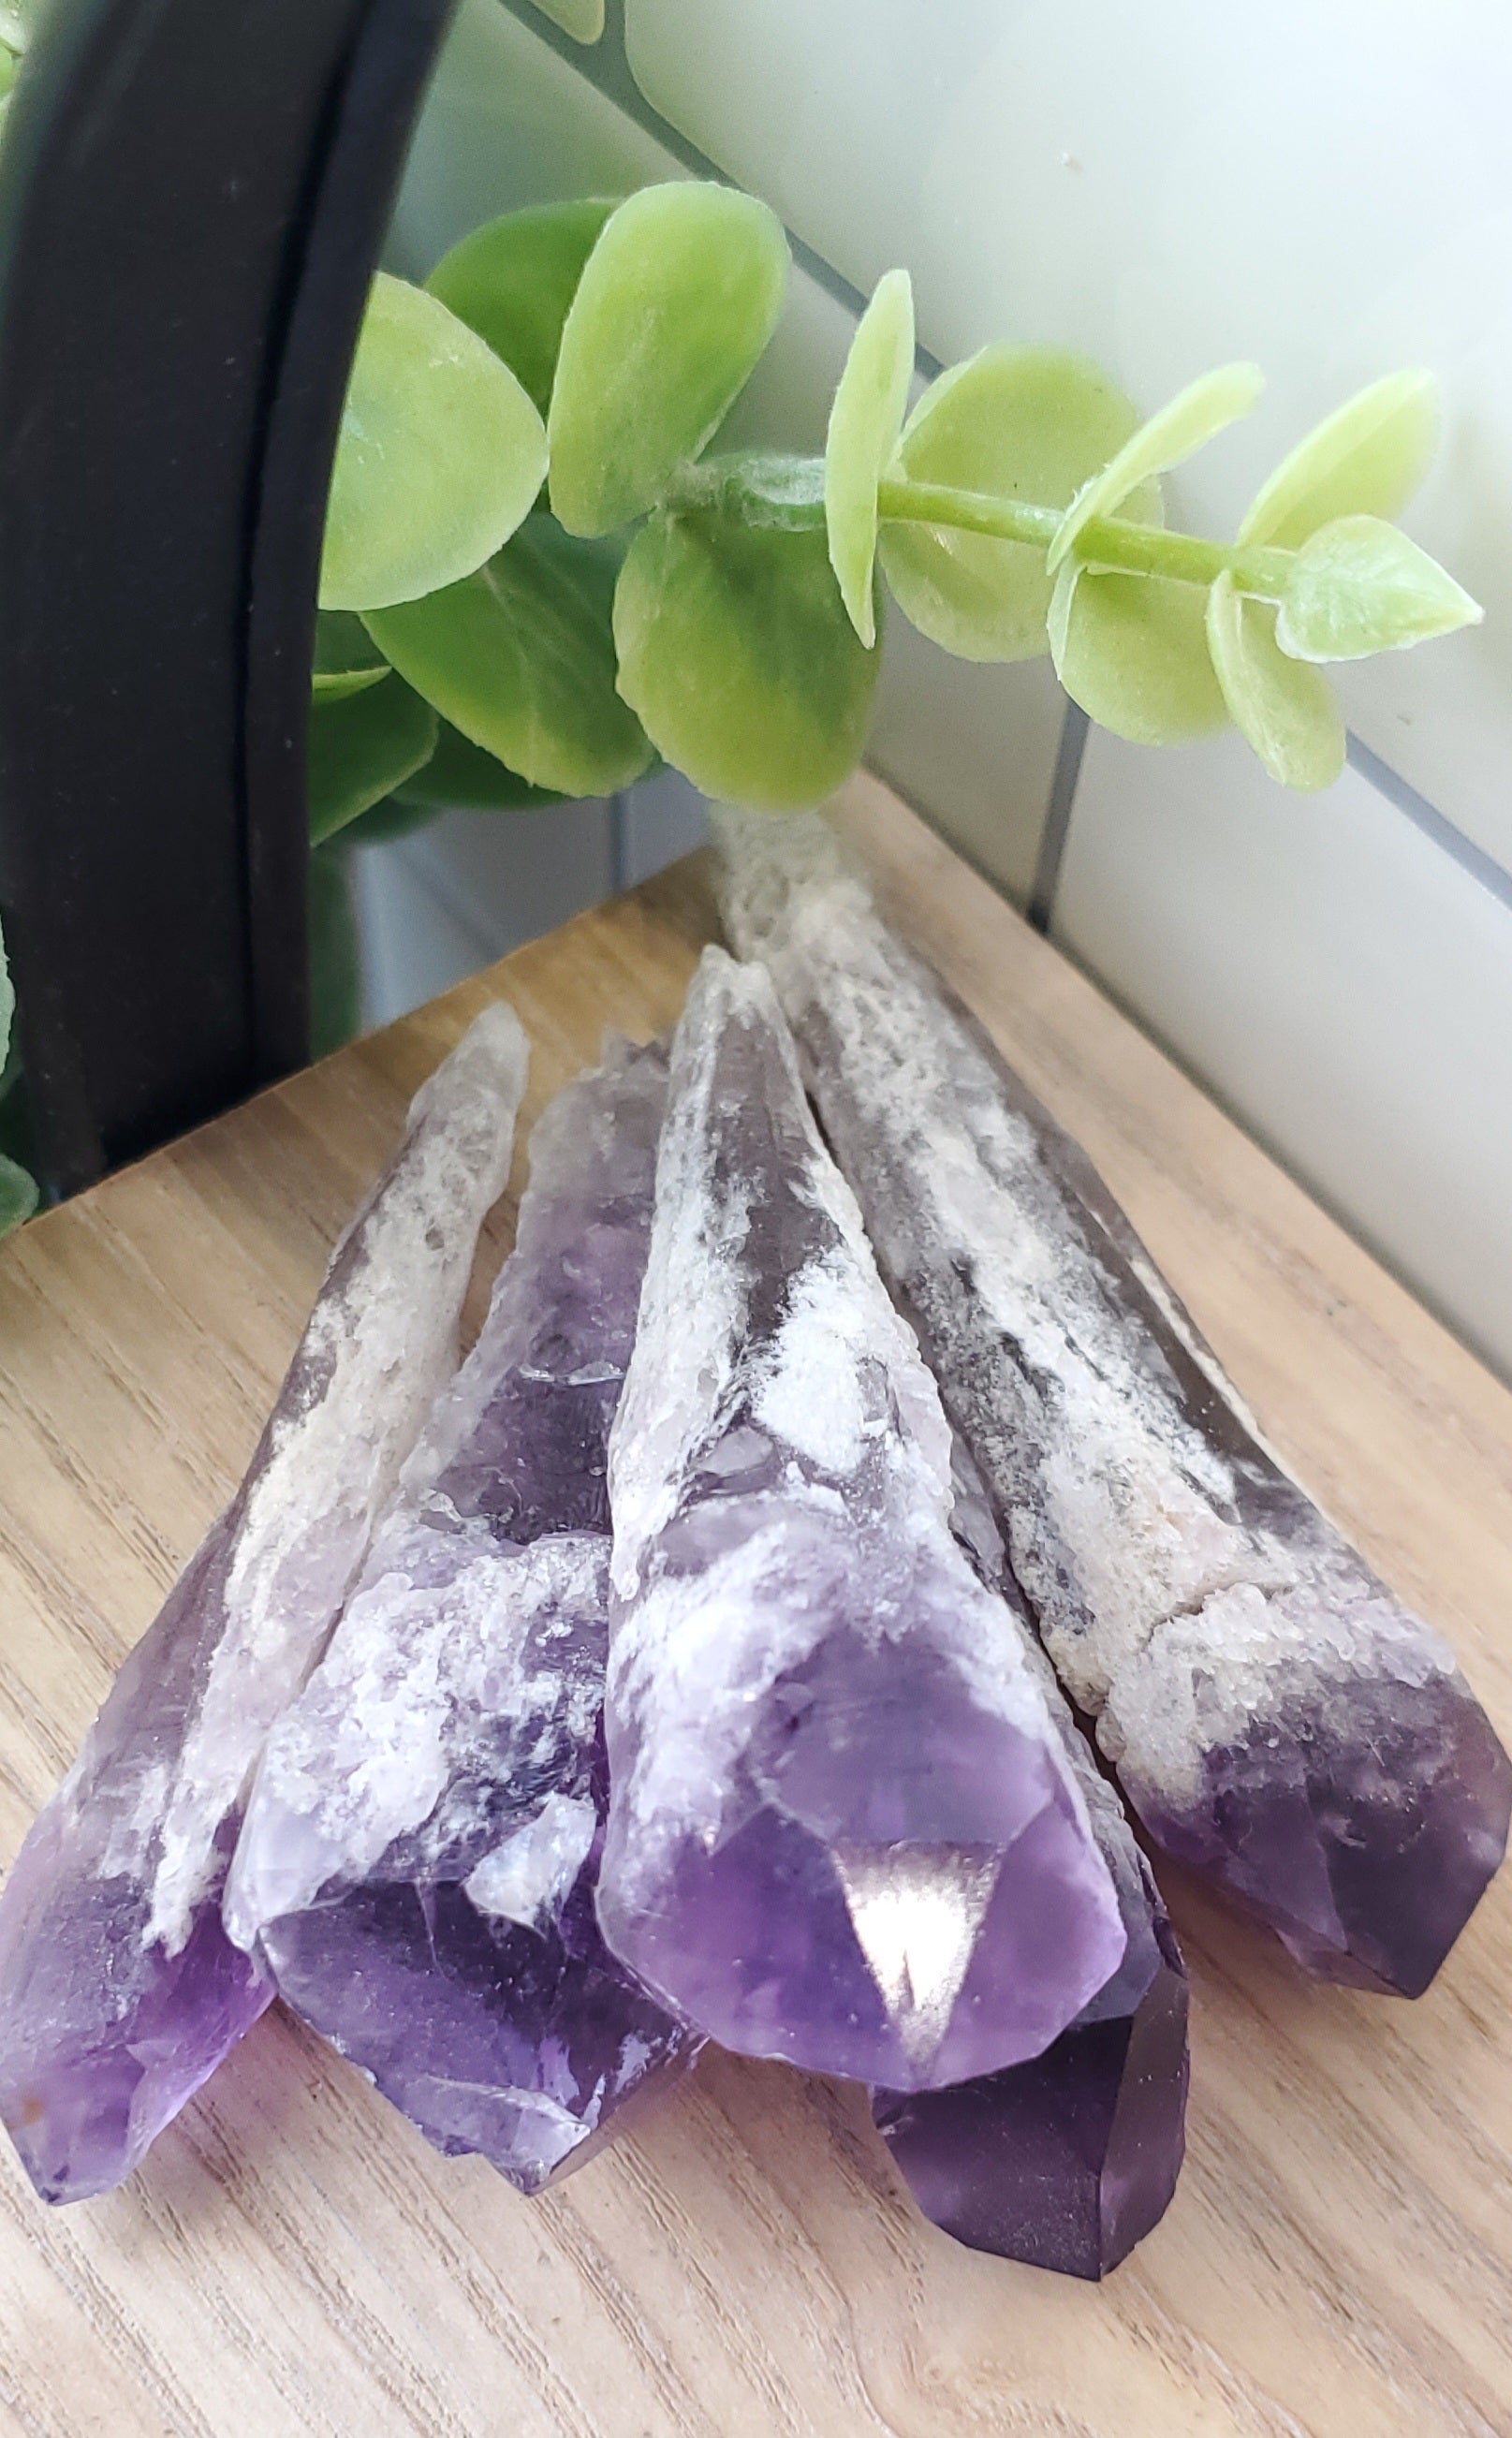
[{"x1": 1, "y1": 771, "x2": 1509, "y2": 2438}]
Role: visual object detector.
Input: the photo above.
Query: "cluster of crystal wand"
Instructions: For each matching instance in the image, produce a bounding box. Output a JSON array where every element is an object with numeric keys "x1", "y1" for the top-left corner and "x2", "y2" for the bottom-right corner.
[
  {"x1": 598, "y1": 947, "x2": 1125, "y2": 2089},
  {"x1": 876, "y1": 1450, "x2": 1188, "y2": 2278},
  {"x1": 0, "y1": 1007, "x2": 529, "y2": 2203},
  {"x1": 718, "y1": 810, "x2": 1511, "y2": 1997},
  {"x1": 228, "y1": 1038, "x2": 697, "y2": 2194}
]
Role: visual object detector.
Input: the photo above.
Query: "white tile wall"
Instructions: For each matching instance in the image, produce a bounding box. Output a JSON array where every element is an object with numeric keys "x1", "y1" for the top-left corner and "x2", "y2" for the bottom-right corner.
[
  {"x1": 383, "y1": 0, "x2": 1512, "y2": 1378},
  {"x1": 1055, "y1": 729, "x2": 1512, "y2": 1378},
  {"x1": 624, "y1": 0, "x2": 1512, "y2": 876}
]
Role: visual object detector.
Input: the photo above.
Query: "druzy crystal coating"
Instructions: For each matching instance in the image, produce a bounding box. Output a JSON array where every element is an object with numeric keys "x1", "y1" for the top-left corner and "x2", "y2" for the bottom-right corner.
[
  {"x1": 228, "y1": 1040, "x2": 697, "y2": 2194},
  {"x1": 598, "y1": 947, "x2": 1123, "y2": 2089},
  {"x1": 0, "y1": 1008, "x2": 529, "y2": 2203},
  {"x1": 718, "y1": 810, "x2": 1511, "y2": 1996}
]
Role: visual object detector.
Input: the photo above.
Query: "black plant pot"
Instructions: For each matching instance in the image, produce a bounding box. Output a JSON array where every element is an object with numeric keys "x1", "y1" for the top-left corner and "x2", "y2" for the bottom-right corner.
[{"x1": 0, "y1": 0, "x2": 453, "y2": 1193}]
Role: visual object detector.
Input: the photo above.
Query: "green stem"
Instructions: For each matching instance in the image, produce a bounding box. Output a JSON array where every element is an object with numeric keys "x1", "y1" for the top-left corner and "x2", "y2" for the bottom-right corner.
[{"x1": 873, "y1": 477, "x2": 1292, "y2": 600}]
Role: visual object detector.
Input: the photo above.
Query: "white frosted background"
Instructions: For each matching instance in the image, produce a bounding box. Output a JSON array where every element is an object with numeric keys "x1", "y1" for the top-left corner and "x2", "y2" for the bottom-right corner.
[
  {"x1": 626, "y1": 0, "x2": 1512, "y2": 874},
  {"x1": 1055, "y1": 730, "x2": 1512, "y2": 1379}
]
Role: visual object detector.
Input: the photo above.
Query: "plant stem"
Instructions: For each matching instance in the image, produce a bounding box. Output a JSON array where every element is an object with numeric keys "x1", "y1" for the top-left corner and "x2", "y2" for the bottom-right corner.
[{"x1": 873, "y1": 477, "x2": 1292, "y2": 599}]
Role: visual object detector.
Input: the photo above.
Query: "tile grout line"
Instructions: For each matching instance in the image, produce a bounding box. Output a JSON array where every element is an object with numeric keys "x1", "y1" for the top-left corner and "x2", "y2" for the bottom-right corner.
[
  {"x1": 1027, "y1": 699, "x2": 1090, "y2": 935},
  {"x1": 1345, "y1": 735, "x2": 1512, "y2": 919},
  {"x1": 497, "y1": 0, "x2": 942, "y2": 364}
]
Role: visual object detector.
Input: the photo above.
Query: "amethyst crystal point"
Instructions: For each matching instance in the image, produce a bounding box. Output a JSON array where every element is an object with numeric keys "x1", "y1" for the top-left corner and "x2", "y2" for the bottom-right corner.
[
  {"x1": 228, "y1": 1040, "x2": 697, "y2": 2195},
  {"x1": 598, "y1": 948, "x2": 1123, "y2": 2090},
  {"x1": 0, "y1": 1006, "x2": 528, "y2": 2204},
  {"x1": 878, "y1": 1444, "x2": 1189, "y2": 2278},
  {"x1": 874, "y1": 1917, "x2": 1189, "y2": 2281},
  {"x1": 717, "y1": 809, "x2": 1512, "y2": 1995}
]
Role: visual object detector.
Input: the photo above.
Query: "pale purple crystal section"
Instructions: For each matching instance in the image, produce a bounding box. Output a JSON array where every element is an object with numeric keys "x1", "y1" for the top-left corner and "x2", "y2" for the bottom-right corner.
[
  {"x1": 228, "y1": 1041, "x2": 697, "y2": 2194},
  {"x1": 0, "y1": 1006, "x2": 529, "y2": 2203},
  {"x1": 599, "y1": 948, "x2": 1123, "y2": 2090},
  {"x1": 718, "y1": 811, "x2": 1511, "y2": 1997}
]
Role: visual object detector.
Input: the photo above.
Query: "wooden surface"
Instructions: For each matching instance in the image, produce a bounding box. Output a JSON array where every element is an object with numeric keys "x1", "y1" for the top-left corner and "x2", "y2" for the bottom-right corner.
[{"x1": 2, "y1": 772, "x2": 1511, "y2": 2437}]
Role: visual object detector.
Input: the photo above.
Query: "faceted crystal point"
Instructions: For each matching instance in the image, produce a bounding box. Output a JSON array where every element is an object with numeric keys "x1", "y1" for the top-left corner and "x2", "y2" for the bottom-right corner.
[
  {"x1": 229, "y1": 1040, "x2": 697, "y2": 2195},
  {"x1": 879, "y1": 1456, "x2": 1189, "y2": 2277},
  {"x1": 0, "y1": 1006, "x2": 528, "y2": 2204},
  {"x1": 599, "y1": 948, "x2": 1123, "y2": 2090},
  {"x1": 874, "y1": 1917, "x2": 1189, "y2": 2280},
  {"x1": 716, "y1": 809, "x2": 1511, "y2": 1995}
]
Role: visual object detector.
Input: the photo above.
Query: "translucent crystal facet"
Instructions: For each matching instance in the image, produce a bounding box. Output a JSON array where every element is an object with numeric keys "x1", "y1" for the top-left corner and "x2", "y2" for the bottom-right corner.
[
  {"x1": 873, "y1": 1451, "x2": 1189, "y2": 2278},
  {"x1": 228, "y1": 1041, "x2": 697, "y2": 2194},
  {"x1": 718, "y1": 811, "x2": 1511, "y2": 1997},
  {"x1": 599, "y1": 948, "x2": 1123, "y2": 2089},
  {"x1": 0, "y1": 1007, "x2": 528, "y2": 2203}
]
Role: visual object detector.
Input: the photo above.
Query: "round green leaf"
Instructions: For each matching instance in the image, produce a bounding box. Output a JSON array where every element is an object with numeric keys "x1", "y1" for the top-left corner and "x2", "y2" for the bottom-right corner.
[
  {"x1": 1049, "y1": 361, "x2": 1264, "y2": 574},
  {"x1": 825, "y1": 269, "x2": 915, "y2": 647},
  {"x1": 1275, "y1": 515, "x2": 1483, "y2": 662},
  {"x1": 320, "y1": 273, "x2": 547, "y2": 612},
  {"x1": 669, "y1": 448, "x2": 826, "y2": 531},
  {"x1": 1049, "y1": 563, "x2": 1227, "y2": 746},
  {"x1": 878, "y1": 346, "x2": 1152, "y2": 662},
  {"x1": 312, "y1": 610, "x2": 390, "y2": 701},
  {"x1": 614, "y1": 507, "x2": 879, "y2": 811},
  {"x1": 549, "y1": 183, "x2": 789, "y2": 537},
  {"x1": 339, "y1": 796, "x2": 440, "y2": 848},
  {"x1": 426, "y1": 198, "x2": 617, "y2": 419},
  {"x1": 366, "y1": 515, "x2": 653, "y2": 797},
  {"x1": 0, "y1": 1150, "x2": 37, "y2": 1240},
  {"x1": 1207, "y1": 573, "x2": 1343, "y2": 790},
  {"x1": 308, "y1": 676, "x2": 438, "y2": 844},
  {"x1": 1240, "y1": 370, "x2": 1438, "y2": 548},
  {"x1": 394, "y1": 720, "x2": 565, "y2": 812}
]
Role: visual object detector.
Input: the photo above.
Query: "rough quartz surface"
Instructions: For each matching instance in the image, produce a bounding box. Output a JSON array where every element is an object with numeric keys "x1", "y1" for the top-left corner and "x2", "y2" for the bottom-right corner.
[
  {"x1": 228, "y1": 1040, "x2": 697, "y2": 2195},
  {"x1": 0, "y1": 1006, "x2": 528, "y2": 2203},
  {"x1": 718, "y1": 809, "x2": 1512, "y2": 1996},
  {"x1": 599, "y1": 947, "x2": 1123, "y2": 2090}
]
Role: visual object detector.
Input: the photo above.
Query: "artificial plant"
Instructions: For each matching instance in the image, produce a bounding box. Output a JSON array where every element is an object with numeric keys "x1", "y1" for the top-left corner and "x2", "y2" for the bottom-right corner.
[{"x1": 311, "y1": 177, "x2": 1479, "y2": 850}]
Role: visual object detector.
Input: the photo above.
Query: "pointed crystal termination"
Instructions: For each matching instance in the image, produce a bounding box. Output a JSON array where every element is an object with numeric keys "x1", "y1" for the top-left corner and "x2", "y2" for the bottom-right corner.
[
  {"x1": 874, "y1": 1449, "x2": 1189, "y2": 2279},
  {"x1": 598, "y1": 947, "x2": 1124, "y2": 2090},
  {"x1": 0, "y1": 1006, "x2": 529, "y2": 2204},
  {"x1": 228, "y1": 1040, "x2": 698, "y2": 2196},
  {"x1": 717, "y1": 809, "x2": 1512, "y2": 1997},
  {"x1": 874, "y1": 1916, "x2": 1188, "y2": 2280}
]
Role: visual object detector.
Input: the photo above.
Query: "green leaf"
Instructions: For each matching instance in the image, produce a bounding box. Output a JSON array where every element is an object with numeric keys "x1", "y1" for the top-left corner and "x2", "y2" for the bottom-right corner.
[
  {"x1": 312, "y1": 610, "x2": 391, "y2": 701},
  {"x1": 1207, "y1": 573, "x2": 1343, "y2": 790},
  {"x1": 366, "y1": 514, "x2": 653, "y2": 797},
  {"x1": 1049, "y1": 563, "x2": 1228, "y2": 745},
  {"x1": 1275, "y1": 515, "x2": 1483, "y2": 662},
  {"x1": 307, "y1": 678, "x2": 438, "y2": 845},
  {"x1": 0, "y1": 1151, "x2": 36, "y2": 1240},
  {"x1": 878, "y1": 345, "x2": 1152, "y2": 662},
  {"x1": 426, "y1": 198, "x2": 618, "y2": 419},
  {"x1": 1049, "y1": 361, "x2": 1264, "y2": 573},
  {"x1": 825, "y1": 269, "x2": 915, "y2": 647},
  {"x1": 320, "y1": 273, "x2": 547, "y2": 612},
  {"x1": 549, "y1": 182, "x2": 789, "y2": 537},
  {"x1": 613, "y1": 504, "x2": 879, "y2": 811},
  {"x1": 394, "y1": 720, "x2": 565, "y2": 812},
  {"x1": 308, "y1": 845, "x2": 362, "y2": 1061},
  {"x1": 1240, "y1": 370, "x2": 1438, "y2": 549},
  {"x1": 339, "y1": 796, "x2": 440, "y2": 848},
  {"x1": 668, "y1": 449, "x2": 826, "y2": 531}
]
